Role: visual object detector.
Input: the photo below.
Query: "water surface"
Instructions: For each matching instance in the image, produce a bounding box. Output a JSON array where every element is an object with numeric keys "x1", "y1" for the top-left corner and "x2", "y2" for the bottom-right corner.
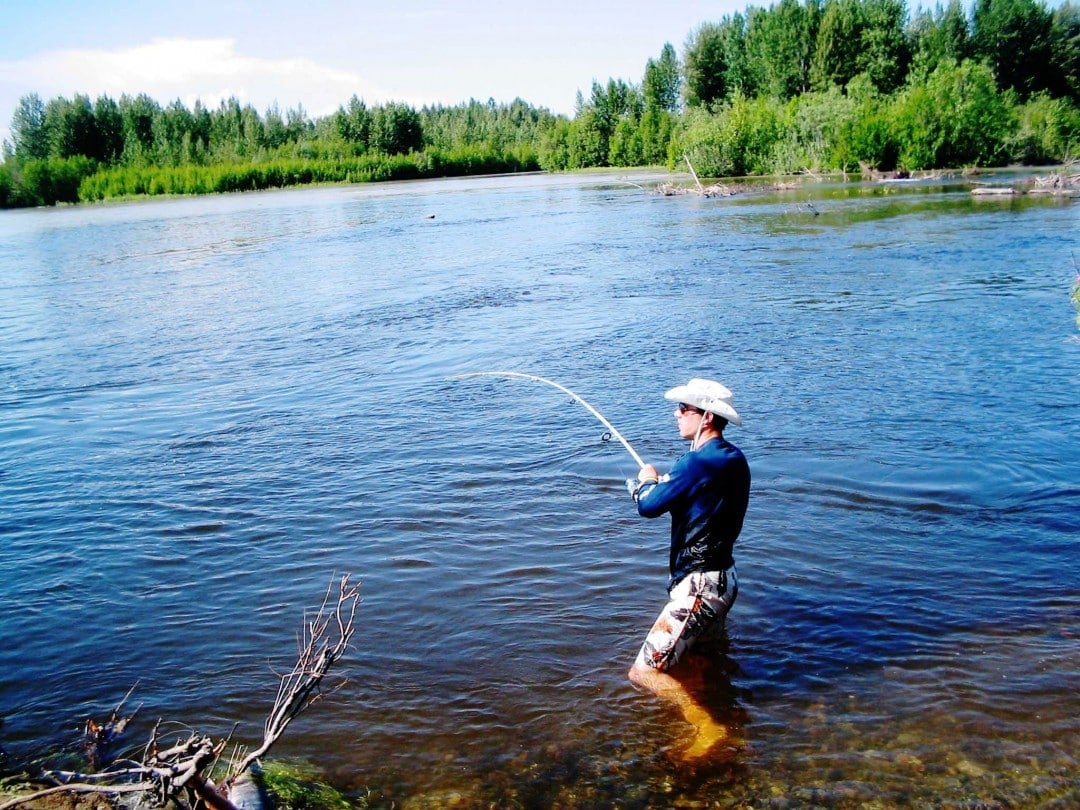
[{"x1": 1, "y1": 172, "x2": 1078, "y2": 807}]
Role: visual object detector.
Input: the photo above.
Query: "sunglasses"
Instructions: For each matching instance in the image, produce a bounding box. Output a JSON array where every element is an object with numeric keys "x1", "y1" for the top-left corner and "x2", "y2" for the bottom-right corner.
[{"x1": 677, "y1": 402, "x2": 703, "y2": 414}]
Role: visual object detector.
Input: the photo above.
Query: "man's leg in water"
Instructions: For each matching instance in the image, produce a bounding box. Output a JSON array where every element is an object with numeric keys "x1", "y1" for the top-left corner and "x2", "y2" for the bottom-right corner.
[{"x1": 628, "y1": 569, "x2": 737, "y2": 759}]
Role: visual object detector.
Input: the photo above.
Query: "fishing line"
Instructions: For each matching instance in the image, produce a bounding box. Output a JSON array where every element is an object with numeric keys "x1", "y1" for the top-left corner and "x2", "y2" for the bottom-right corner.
[{"x1": 451, "y1": 371, "x2": 647, "y2": 468}]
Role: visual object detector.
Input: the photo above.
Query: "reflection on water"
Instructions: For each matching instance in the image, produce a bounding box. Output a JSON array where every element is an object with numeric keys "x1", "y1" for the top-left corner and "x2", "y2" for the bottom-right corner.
[{"x1": 1, "y1": 172, "x2": 1078, "y2": 807}]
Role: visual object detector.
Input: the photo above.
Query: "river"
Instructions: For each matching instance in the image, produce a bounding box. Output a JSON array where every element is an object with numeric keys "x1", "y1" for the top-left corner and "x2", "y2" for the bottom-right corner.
[{"x1": 1, "y1": 171, "x2": 1078, "y2": 807}]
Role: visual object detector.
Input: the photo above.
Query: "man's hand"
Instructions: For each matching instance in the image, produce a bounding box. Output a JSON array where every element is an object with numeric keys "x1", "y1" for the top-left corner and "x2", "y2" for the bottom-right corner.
[{"x1": 638, "y1": 464, "x2": 659, "y2": 482}]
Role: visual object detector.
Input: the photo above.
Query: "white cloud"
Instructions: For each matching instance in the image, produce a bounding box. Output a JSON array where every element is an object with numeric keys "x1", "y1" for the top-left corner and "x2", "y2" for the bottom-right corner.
[{"x1": 0, "y1": 37, "x2": 384, "y2": 144}]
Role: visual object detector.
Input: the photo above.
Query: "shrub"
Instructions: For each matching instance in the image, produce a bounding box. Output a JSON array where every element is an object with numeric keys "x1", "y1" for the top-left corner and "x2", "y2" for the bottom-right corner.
[
  {"x1": 891, "y1": 60, "x2": 1013, "y2": 170},
  {"x1": 674, "y1": 94, "x2": 786, "y2": 177},
  {"x1": 17, "y1": 155, "x2": 97, "y2": 205},
  {"x1": 1006, "y1": 93, "x2": 1080, "y2": 164}
]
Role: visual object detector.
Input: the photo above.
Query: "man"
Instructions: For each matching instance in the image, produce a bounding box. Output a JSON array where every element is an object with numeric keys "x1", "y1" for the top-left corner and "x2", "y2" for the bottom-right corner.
[{"x1": 625, "y1": 378, "x2": 750, "y2": 759}]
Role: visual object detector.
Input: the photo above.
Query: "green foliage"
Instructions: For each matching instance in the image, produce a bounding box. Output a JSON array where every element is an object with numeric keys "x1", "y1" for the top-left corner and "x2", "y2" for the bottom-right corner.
[
  {"x1": 10, "y1": 93, "x2": 49, "y2": 161},
  {"x1": 0, "y1": 161, "x2": 14, "y2": 207},
  {"x1": 744, "y1": 0, "x2": 820, "y2": 99},
  {"x1": 812, "y1": 0, "x2": 909, "y2": 93},
  {"x1": 93, "y1": 95, "x2": 124, "y2": 163},
  {"x1": 421, "y1": 97, "x2": 553, "y2": 157},
  {"x1": 684, "y1": 17, "x2": 747, "y2": 107},
  {"x1": 540, "y1": 80, "x2": 652, "y2": 170},
  {"x1": 840, "y1": 78, "x2": 900, "y2": 169},
  {"x1": 77, "y1": 149, "x2": 537, "y2": 202},
  {"x1": 336, "y1": 96, "x2": 372, "y2": 149},
  {"x1": 369, "y1": 102, "x2": 423, "y2": 154},
  {"x1": 907, "y1": 0, "x2": 972, "y2": 82},
  {"x1": 119, "y1": 93, "x2": 160, "y2": 164},
  {"x1": 259, "y1": 760, "x2": 358, "y2": 810},
  {"x1": 778, "y1": 87, "x2": 858, "y2": 171},
  {"x1": 4, "y1": 0, "x2": 1080, "y2": 204},
  {"x1": 644, "y1": 43, "x2": 682, "y2": 112},
  {"x1": 1052, "y1": 2, "x2": 1080, "y2": 101},
  {"x1": 891, "y1": 59, "x2": 1013, "y2": 169},
  {"x1": 567, "y1": 107, "x2": 609, "y2": 167},
  {"x1": 609, "y1": 118, "x2": 646, "y2": 167},
  {"x1": 674, "y1": 94, "x2": 787, "y2": 177},
  {"x1": 43, "y1": 94, "x2": 104, "y2": 161},
  {"x1": 812, "y1": 0, "x2": 868, "y2": 90},
  {"x1": 639, "y1": 108, "x2": 677, "y2": 165},
  {"x1": 1005, "y1": 92, "x2": 1080, "y2": 162},
  {"x1": 973, "y1": 0, "x2": 1056, "y2": 98},
  {"x1": 15, "y1": 155, "x2": 97, "y2": 206}
]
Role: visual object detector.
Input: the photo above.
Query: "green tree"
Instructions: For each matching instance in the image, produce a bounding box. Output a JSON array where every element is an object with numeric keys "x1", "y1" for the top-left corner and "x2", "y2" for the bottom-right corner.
[
  {"x1": 93, "y1": 95, "x2": 124, "y2": 164},
  {"x1": 43, "y1": 94, "x2": 103, "y2": 160},
  {"x1": 972, "y1": 0, "x2": 1056, "y2": 98},
  {"x1": 370, "y1": 102, "x2": 423, "y2": 154},
  {"x1": 1050, "y1": 2, "x2": 1080, "y2": 101},
  {"x1": 1005, "y1": 92, "x2": 1080, "y2": 162},
  {"x1": 18, "y1": 155, "x2": 96, "y2": 205},
  {"x1": 119, "y1": 93, "x2": 161, "y2": 164},
  {"x1": 684, "y1": 16, "x2": 748, "y2": 107},
  {"x1": 644, "y1": 42, "x2": 682, "y2": 112},
  {"x1": 674, "y1": 93, "x2": 786, "y2": 177},
  {"x1": 154, "y1": 100, "x2": 196, "y2": 164},
  {"x1": 812, "y1": 0, "x2": 908, "y2": 93},
  {"x1": 834, "y1": 75, "x2": 898, "y2": 169},
  {"x1": 10, "y1": 93, "x2": 49, "y2": 161},
  {"x1": 191, "y1": 101, "x2": 212, "y2": 159},
  {"x1": 264, "y1": 103, "x2": 288, "y2": 150},
  {"x1": 565, "y1": 79, "x2": 644, "y2": 166},
  {"x1": 860, "y1": 0, "x2": 909, "y2": 93},
  {"x1": 337, "y1": 96, "x2": 372, "y2": 150},
  {"x1": 0, "y1": 161, "x2": 14, "y2": 206},
  {"x1": 811, "y1": 0, "x2": 866, "y2": 90},
  {"x1": 638, "y1": 107, "x2": 677, "y2": 165},
  {"x1": 892, "y1": 59, "x2": 1012, "y2": 169},
  {"x1": 565, "y1": 102, "x2": 608, "y2": 167},
  {"x1": 609, "y1": 117, "x2": 645, "y2": 166},
  {"x1": 285, "y1": 105, "x2": 310, "y2": 143},
  {"x1": 744, "y1": 0, "x2": 821, "y2": 99},
  {"x1": 908, "y1": 0, "x2": 972, "y2": 80},
  {"x1": 538, "y1": 118, "x2": 573, "y2": 170}
]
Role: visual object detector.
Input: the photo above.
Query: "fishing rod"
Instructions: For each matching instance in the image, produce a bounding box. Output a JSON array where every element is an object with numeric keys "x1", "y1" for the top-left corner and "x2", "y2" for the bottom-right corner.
[{"x1": 451, "y1": 371, "x2": 647, "y2": 469}]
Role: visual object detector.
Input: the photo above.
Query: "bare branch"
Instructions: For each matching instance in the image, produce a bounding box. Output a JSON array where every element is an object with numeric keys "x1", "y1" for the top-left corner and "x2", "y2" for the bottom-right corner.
[
  {"x1": 228, "y1": 574, "x2": 359, "y2": 782},
  {"x1": 0, "y1": 781, "x2": 156, "y2": 810},
  {"x1": 1, "y1": 575, "x2": 360, "y2": 810}
]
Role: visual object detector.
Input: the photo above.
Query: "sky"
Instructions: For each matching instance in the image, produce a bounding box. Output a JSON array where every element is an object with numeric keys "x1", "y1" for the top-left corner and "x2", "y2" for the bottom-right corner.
[{"x1": 0, "y1": 0, "x2": 749, "y2": 148}]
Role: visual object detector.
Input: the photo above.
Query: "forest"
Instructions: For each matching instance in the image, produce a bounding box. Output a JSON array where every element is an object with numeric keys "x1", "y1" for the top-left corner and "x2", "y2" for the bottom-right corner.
[{"x1": 1, "y1": 0, "x2": 1078, "y2": 208}]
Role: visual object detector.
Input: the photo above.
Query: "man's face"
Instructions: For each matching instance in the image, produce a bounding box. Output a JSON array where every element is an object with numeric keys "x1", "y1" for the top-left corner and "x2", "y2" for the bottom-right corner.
[{"x1": 675, "y1": 402, "x2": 706, "y2": 440}]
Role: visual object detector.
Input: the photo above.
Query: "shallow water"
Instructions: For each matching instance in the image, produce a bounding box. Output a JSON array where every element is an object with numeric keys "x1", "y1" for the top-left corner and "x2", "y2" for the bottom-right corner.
[{"x1": 1, "y1": 172, "x2": 1078, "y2": 807}]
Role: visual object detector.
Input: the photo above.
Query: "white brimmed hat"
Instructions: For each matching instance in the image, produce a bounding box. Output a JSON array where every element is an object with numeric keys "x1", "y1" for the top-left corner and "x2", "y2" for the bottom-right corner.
[{"x1": 664, "y1": 378, "x2": 743, "y2": 426}]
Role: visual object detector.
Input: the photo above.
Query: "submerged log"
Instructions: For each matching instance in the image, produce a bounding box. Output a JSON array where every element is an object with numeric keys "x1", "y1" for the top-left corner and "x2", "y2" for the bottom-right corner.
[{"x1": 971, "y1": 186, "x2": 1017, "y2": 196}]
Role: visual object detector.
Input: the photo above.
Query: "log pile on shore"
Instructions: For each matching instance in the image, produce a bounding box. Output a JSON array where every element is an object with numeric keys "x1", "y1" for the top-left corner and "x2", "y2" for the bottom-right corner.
[{"x1": 971, "y1": 165, "x2": 1078, "y2": 197}]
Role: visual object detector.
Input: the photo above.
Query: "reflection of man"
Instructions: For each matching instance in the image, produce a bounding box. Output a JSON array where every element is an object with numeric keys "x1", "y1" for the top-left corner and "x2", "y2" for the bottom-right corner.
[{"x1": 625, "y1": 378, "x2": 750, "y2": 759}]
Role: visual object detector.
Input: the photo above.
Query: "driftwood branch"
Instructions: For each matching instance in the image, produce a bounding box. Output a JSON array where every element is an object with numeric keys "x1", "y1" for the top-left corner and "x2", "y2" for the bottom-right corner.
[
  {"x1": 227, "y1": 575, "x2": 359, "y2": 783},
  {"x1": 0, "y1": 574, "x2": 360, "y2": 810},
  {"x1": 684, "y1": 154, "x2": 705, "y2": 193},
  {"x1": 656, "y1": 155, "x2": 736, "y2": 198}
]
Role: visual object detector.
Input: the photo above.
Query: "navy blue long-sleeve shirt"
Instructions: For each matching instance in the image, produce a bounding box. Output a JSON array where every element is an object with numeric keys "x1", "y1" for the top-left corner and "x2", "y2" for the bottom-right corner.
[{"x1": 636, "y1": 436, "x2": 750, "y2": 590}]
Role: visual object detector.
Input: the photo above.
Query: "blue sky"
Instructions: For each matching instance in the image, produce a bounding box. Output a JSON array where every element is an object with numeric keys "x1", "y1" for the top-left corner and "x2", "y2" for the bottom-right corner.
[{"x1": 0, "y1": 0, "x2": 746, "y2": 146}]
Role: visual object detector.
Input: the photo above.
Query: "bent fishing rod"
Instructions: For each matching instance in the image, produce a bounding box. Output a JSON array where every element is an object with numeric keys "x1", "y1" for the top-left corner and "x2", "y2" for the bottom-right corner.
[{"x1": 451, "y1": 371, "x2": 647, "y2": 469}]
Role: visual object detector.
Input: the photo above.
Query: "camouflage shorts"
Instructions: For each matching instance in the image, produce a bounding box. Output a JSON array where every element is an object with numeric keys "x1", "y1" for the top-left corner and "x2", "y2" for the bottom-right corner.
[{"x1": 634, "y1": 568, "x2": 738, "y2": 672}]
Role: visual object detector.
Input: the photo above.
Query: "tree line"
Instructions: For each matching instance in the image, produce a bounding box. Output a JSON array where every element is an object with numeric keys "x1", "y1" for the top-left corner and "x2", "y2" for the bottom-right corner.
[{"x1": 2, "y1": 0, "x2": 1078, "y2": 208}]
